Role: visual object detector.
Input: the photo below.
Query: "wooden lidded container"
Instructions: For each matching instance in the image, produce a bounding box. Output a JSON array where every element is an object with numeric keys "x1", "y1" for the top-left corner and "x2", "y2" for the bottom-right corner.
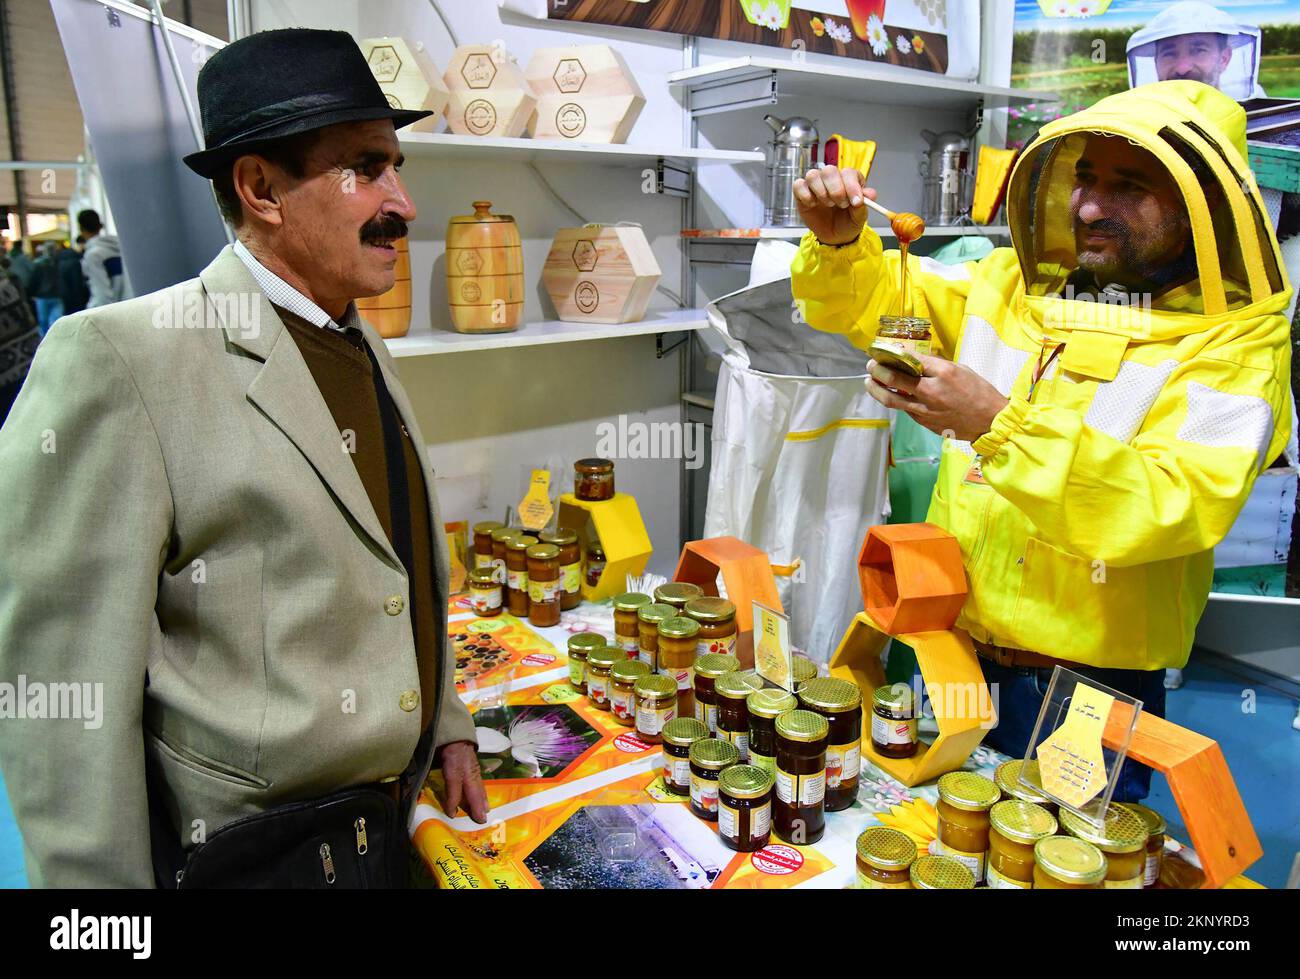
[
  {"x1": 524, "y1": 44, "x2": 646, "y2": 143},
  {"x1": 542, "y1": 224, "x2": 661, "y2": 324},
  {"x1": 445, "y1": 200, "x2": 523, "y2": 334},
  {"x1": 355, "y1": 237, "x2": 411, "y2": 338}
]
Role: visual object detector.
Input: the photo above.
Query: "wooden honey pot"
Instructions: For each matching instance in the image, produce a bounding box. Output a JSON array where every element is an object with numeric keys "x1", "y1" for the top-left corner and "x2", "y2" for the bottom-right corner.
[
  {"x1": 445, "y1": 200, "x2": 524, "y2": 334},
  {"x1": 355, "y1": 237, "x2": 412, "y2": 338}
]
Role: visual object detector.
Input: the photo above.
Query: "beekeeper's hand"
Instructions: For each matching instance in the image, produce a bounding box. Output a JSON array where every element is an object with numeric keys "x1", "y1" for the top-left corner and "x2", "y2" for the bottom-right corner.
[
  {"x1": 794, "y1": 164, "x2": 873, "y2": 246},
  {"x1": 866, "y1": 353, "x2": 1009, "y2": 443}
]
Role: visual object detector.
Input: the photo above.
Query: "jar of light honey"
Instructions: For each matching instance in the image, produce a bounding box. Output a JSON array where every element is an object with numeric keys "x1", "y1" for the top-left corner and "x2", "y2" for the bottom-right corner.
[
  {"x1": 612, "y1": 592, "x2": 652, "y2": 659},
  {"x1": 584, "y1": 645, "x2": 622, "y2": 712},
  {"x1": 472, "y1": 521, "x2": 504, "y2": 570},
  {"x1": 1033, "y1": 836, "x2": 1108, "y2": 889},
  {"x1": 635, "y1": 603, "x2": 676, "y2": 671},
  {"x1": 567, "y1": 633, "x2": 604, "y2": 693},
  {"x1": 1119, "y1": 803, "x2": 1168, "y2": 888},
  {"x1": 986, "y1": 800, "x2": 1058, "y2": 889},
  {"x1": 935, "y1": 771, "x2": 1001, "y2": 885},
  {"x1": 856, "y1": 826, "x2": 916, "y2": 889},
  {"x1": 539, "y1": 529, "x2": 581, "y2": 610},
  {"x1": 657, "y1": 616, "x2": 701, "y2": 719},
  {"x1": 1060, "y1": 805, "x2": 1149, "y2": 889},
  {"x1": 685, "y1": 597, "x2": 738, "y2": 658},
  {"x1": 654, "y1": 581, "x2": 704, "y2": 613},
  {"x1": 994, "y1": 758, "x2": 1056, "y2": 815},
  {"x1": 505, "y1": 535, "x2": 537, "y2": 616},
  {"x1": 468, "y1": 567, "x2": 503, "y2": 617},
  {"x1": 910, "y1": 855, "x2": 975, "y2": 890}
]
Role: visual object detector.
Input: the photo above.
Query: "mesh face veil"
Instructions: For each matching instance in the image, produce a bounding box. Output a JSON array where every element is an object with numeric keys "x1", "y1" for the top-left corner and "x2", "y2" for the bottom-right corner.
[{"x1": 1126, "y1": 1, "x2": 1262, "y2": 102}]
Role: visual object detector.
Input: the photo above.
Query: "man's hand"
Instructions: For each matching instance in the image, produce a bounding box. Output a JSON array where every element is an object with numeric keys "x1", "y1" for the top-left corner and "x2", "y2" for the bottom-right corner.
[
  {"x1": 440, "y1": 740, "x2": 489, "y2": 824},
  {"x1": 793, "y1": 165, "x2": 875, "y2": 246},
  {"x1": 865, "y1": 353, "x2": 1010, "y2": 443}
]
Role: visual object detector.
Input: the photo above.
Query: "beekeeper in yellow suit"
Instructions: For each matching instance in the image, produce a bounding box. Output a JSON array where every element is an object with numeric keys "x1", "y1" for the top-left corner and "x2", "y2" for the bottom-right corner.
[{"x1": 791, "y1": 81, "x2": 1293, "y2": 801}]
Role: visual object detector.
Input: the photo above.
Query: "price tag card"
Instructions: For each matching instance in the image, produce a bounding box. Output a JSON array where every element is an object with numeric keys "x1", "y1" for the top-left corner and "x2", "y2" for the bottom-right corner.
[
  {"x1": 753, "y1": 603, "x2": 794, "y2": 691},
  {"x1": 516, "y1": 469, "x2": 554, "y2": 534},
  {"x1": 1036, "y1": 680, "x2": 1115, "y2": 809}
]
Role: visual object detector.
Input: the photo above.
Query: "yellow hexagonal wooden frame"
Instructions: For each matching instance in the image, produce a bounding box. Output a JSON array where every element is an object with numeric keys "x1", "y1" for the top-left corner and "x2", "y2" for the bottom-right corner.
[{"x1": 556, "y1": 493, "x2": 651, "y2": 602}]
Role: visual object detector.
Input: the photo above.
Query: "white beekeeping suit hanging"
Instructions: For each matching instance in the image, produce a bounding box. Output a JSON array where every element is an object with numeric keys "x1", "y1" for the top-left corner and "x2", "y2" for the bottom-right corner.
[{"x1": 1126, "y1": 1, "x2": 1263, "y2": 101}]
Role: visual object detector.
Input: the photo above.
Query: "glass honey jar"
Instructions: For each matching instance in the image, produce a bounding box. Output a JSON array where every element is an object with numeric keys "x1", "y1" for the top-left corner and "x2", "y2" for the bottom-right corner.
[
  {"x1": 539, "y1": 528, "x2": 581, "y2": 610},
  {"x1": 584, "y1": 645, "x2": 622, "y2": 712},
  {"x1": 609, "y1": 659, "x2": 651, "y2": 726},
  {"x1": 1119, "y1": 803, "x2": 1168, "y2": 888},
  {"x1": 468, "y1": 567, "x2": 502, "y2": 617},
  {"x1": 935, "y1": 771, "x2": 1001, "y2": 884},
  {"x1": 986, "y1": 800, "x2": 1059, "y2": 889},
  {"x1": 856, "y1": 826, "x2": 917, "y2": 889},
  {"x1": 910, "y1": 855, "x2": 975, "y2": 890},
  {"x1": 746, "y1": 689, "x2": 797, "y2": 778},
  {"x1": 505, "y1": 534, "x2": 537, "y2": 616},
  {"x1": 567, "y1": 633, "x2": 604, "y2": 693},
  {"x1": 876, "y1": 314, "x2": 933, "y2": 356},
  {"x1": 773, "y1": 709, "x2": 829, "y2": 845},
  {"x1": 574, "y1": 457, "x2": 615, "y2": 501},
  {"x1": 718, "y1": 765, "x2": 773, "y2": 852},
  {"x1": 994, "y1": 759, "x2": 1056, "y2": 815},
  {"x1": 693, "y1": 653, "x2": 741, "y2": 734},
  {"x1": 489, "y1": 526, "x2": 517, "y2": 584},
  {"x1": 688, "y1": 737, "x2": 739, "y2": 822},
  {"x1": 1033, "y1": 836, "x2": 1108, "y2": 889},
  {"x1": 654, "y1": 581, "x2": 704, "y2": 613},
  {"x1": 798, "y1": 677, "x2": 862, "y2": 812},
  {"x1": 871, "y1": 683, "x2": 918, "y2": 759},
  {"x1": 472, "y1": 521, "x2": 504, "y2": 570},
  {"x1": 1060, "y1": 805, "x2": 1149, "y2": 889},
  {"x1": 635, "y1": 603, "x2": 676, "y2": 671},
  {"x1": 525, "y1": 543, "x2": 561, "y2": 628},
  {"x1": 634, "y1": 673, "x2": 678, "y2": 743},
  {"x1": 714, "y1": 671, "x2": 764, "y2": 761},
  {"x1": 685, "y1": 597, "x2": 738, "y2": 658},
  {"x1": 657, "y1": 616, "x2": 701, "y2": 719},
  {"x1": 661, "y1": 717, "x2": 708, "y2": 796},
  {"x1": 585, "y1": 539, "x2": 606, "y2": 588},
  {"x1": 612, "y1": 592, "x2": 652, "y2": 659}
]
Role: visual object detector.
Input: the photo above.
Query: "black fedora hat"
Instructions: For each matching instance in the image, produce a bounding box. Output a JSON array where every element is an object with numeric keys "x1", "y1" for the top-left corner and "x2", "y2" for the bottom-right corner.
[{"x1": 183, "y1": 28, "x2": 431, "y2": 178}]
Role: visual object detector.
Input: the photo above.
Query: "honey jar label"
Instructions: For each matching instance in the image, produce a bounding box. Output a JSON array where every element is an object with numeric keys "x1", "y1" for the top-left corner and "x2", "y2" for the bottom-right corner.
[
  {"x1": 470, "y1": 586, "x2": 502, "y2": 615},
  {"x1": 587, "y1": 676, "x2": 609, "y2": 704},
  {"x1": 696, "y1": 634, "x2": 736, "y2": 657},
  {"x1": 871, "y1": 714, "x2": 917, "y2": 746},
  {"x1": 825, "y1": 742, "x2": 861, "y2": 789},
  {"x1": 776, "y1": 767, "x2": 825, "y2": 807},
  {"x1": 695, "y1": 702, "x2": 718, "y2": 734},
  {"x1": 750, "y1": 750, "x2": 775, "y2": 777},
  {"x1": 561, "y1": 563, "x2": 582, "y2": 593},
  {"x1": 666, "y1": 756, "x2": 691, "y2": 787},
  {"x1": 857, "y1": 871, "x2": 912, "y2": 889},
  {"x1": 637, "y1": 648, "x2": 657, "y2": 670},
  {"x1": 636, "y1": 703, "x2": 674, "y2": 735},
  {"x1": 1144, "y1": 854, "x2": 1160, "y2": 888},
  {"x1": 586, "y1": 562, "x2": 605, "y2": 586},
  {"x1": 933, "y1": 840, "x2": 986, "y2": 883},
  {"x1": 610, "y1": 689, "x2": 636, "y2": 721},
  {"x1": 474, "y1": 553, "x2": 493, "y2": 569},
  {"x1": 661, "y1": 666, "x2": 693, "y2": 692},
  {"x1": 507, "y1": 569, "x2": 528, "y2": 591},
  {"x1": 690, "y1": 774, "x2": 719, "y2": 814},
  {"x1": 1105, "y1": 876, "x2": 1144, "y2": 889},
  {"x1": 720, "y1": 800, "x2": 770, "y2": 842},
  {"x1": 721, "y1": 729, "x2": 749, "y2": 761},
  {"x1": 491, "y1": 559, "x2": 507, "y2": 584},
  {"x1": 527, "y1": 578, "x2": 560, "y2": 603},
  {"x1": 568, "y1": 659, "x2": 585, "y2": 687},
  {"x1": 985, "y1": 864, "x2": 1031, "y2": 890},
  {"x1": 618, "y1": 636, "x2": 639, "y2": 656}
]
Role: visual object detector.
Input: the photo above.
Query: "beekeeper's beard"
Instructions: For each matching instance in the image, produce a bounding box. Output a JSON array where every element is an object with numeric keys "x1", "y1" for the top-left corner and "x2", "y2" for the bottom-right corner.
[{"x1": 1073, "y1": 206, "x2": 1192, "y2": 292}]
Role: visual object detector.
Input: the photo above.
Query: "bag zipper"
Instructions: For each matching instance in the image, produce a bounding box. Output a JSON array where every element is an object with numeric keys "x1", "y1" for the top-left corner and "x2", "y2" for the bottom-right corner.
[{"x1": 320, "y1": 843, "x2": 336, "y2": 884}]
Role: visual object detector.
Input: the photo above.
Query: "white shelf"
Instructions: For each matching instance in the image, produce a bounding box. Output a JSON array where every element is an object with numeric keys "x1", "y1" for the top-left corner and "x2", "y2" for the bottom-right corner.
[
  {"x1": 686, "y1": 224, "x2": 1011, "y2": 241},
  {"x1": 399, "y1": 131, "x2": 763, "y2": 168},
  {"x1": 669, "y1": 56, "x2": 1058, "y2": 113},
  {"x1": 385, "y1": 308, "x2": 709, "y2": 357}
]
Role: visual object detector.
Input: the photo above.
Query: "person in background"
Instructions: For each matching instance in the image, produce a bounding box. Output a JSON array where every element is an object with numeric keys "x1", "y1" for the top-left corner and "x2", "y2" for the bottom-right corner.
[
  {"x1": 7, "y1": 240, "x2": 35, "y2": 302},
  {"x1": 77, "y1": 209, "x2": 126, "y2": 308},
  {"x1": 29, "y1": 243, "x2": 63, "y2": 335},
  {"x1": 57, "y1": 238, "x2": 89, "y2": 316},
  {"x1": 1126, "y1": 1, "x2": 1265, "y2": 101},
  {"x1": 0, "y1": 257, "x2": 41, "y2": 424}
]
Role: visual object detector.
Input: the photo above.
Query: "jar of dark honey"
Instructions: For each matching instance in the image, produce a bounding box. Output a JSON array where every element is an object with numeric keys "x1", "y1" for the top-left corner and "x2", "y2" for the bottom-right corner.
[
  {"x1": 585, "y1": 539, "x2": 606, "y2": 588},
  {"x1": 613, "y1": 592, "x2": 652, "y2": 659},
  {"x1": 574, "y1": 458, "x2": 615, "y2": 501},
  {"x1": 661, "y1": 717, "x2": 708, "y2": 796},
  {"x1": 718, "y1": 765, "x2": 773, "y2": 852},
  {"x1": 856, "y1": 826, "x2": 916, "y2": 889},
  {"x1": 505, "y1": 535, "x2": 537, "y2": 616},
  {"x1": 773, "y1": 709, "x2": 829, "y2": 845},
  {"x1": 468, "y1": 567, "x2": 502, "y2": 617},
  {"x1": 693, "y1": 653, "x2": 740, "y2": 734},
  {"x1": 765, "y1": 656, "x2": 818, "y2": 692},
  {"x1": 746, "y1": 689, "x2": 797, "y2": 777},
  {"x1": 472, "y1": 521, "x2": 503, "y2": 570},
  {"x1": 635, "y1": 603, "x2": 676, "y2": 671},
  {"x1": 715, "y1": 671, "x2": 764, "y2": 761},
  {"x1": 567, "y1": 633, "x2": 603, "y2": 693},
  {"x1": 539, "y1": 529, "x2": 581, "y2": 610},
  {"x1": 798, "y1": 677, "x2": 862, "y2": 812},
  {"x1": 653, "y1": 581, "x2": 704, "y2": 613},
  {"x1": 526, "y1": 543, "x2": 561, "y2": 627},
  {"x1": 871, "y1": 683, "x2": 918, "y2": 758},
  {"x1": 688, "y1": 737, "x2": 739, "y2": 822}
]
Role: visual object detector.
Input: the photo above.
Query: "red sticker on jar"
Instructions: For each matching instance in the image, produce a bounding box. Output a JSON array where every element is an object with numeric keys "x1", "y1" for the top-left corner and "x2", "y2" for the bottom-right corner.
[
  {"x1": 613, "y1": 733, "x2": 653, "y2": 753},
  {"x1": 751, "y1": 844, "x2": 804, "y2": 875},
  {"x1": 521, "y1": 653, "x2": 555, "y2": 667}
]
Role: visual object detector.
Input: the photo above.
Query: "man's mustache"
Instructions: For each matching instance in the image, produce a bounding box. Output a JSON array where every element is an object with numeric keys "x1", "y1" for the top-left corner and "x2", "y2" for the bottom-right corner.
[
  {"x1": 359, "y1": 215, "x2": 408, "y2": 244},
  {"x1": 1075, "y1": 218, "x2": 1129, "y2": 239}
]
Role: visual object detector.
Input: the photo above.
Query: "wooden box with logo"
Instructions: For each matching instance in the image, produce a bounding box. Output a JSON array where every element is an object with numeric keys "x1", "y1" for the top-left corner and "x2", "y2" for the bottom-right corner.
[
  {"x1": 358, "y1": 36, "x2": 450, "y2": 134},
  {"x1": 541, "y1": 224, "x2": 661, "y2": 325},
  {"x1": 524, "y1": 44, "x2": 646, "y2": 143},
  {"x1": 443, "y1": 44, "x2": 536, "y2": 139}
]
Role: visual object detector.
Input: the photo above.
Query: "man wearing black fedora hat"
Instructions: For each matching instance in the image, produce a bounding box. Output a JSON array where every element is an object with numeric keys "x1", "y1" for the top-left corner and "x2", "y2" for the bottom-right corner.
[{"x1": 0, "y1": 29, "x2": 486, "y2": 888}]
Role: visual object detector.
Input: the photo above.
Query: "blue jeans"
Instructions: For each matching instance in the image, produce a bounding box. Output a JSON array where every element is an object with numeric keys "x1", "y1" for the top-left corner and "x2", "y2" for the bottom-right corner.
[
  {"x1": 34, "y1": 297, "x2": 63, "y2": 336},
  {"x1": 976, "y1": 659, "x2": 1167, "y2": 803}
]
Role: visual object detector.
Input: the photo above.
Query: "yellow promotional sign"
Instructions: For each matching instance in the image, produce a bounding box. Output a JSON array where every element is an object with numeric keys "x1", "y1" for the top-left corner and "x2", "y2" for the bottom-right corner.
[
  {"x1": 753, "y1": 602, "x2": 794, "y2": 691},
  {"x1": 517, "y1": 468, "x2": 554, "y2": 533},
  {"x1": 1036, "y1": 681, "x2": 1116, "y2": 809}
]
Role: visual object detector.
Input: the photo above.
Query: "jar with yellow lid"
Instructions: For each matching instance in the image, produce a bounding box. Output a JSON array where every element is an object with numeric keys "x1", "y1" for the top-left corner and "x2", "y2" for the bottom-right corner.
[
  {"x1": 661, "y1": 717, "x2": 709, "y2": 796},
  {"x1": 1119, "y1": 803, "x2": 1168, "y2": 888},
  {"x1": 718, "y1": 765, "x2": 773, "y2": 852},
  {"x1": 468, "y1": 567, "x2": 503, "y2": 617},
  {"x1": 910, "y1": 855, "x2": 975, "y2": 890},
  {"x1": 688, "y1": 738, "x2": 740, "y2": 822},
  {"x1": 774, "y1": 709, "x2": 829, "y2": 845},
  {"x1": 612, "y1": 592, "x2": 652, "y2": 659},
  {"x1": 657, "y1": 616, "x2": 701, "y2": 718},
  {"x1": 871, "y1": 683, "x2": 918, "y2": 759},
  {"x1": 799, "y1": 677, "x2": 862, "y2": 812},
  {"x1": 1060, "y1": 805, "x2": 1149, "y2": 889},
  {"x1": 635, "y1": 603, "x2": 676, "y2": 671},
  {"x1": 567, "y1": 633, "x2": 604, "y2": 692},
  {"x1": 935, "y1": 771, "x2": 1001, "y2": 884},
  {"x1": 1033, "y1": 836, "x2": 1108, "y2": 889},
  {"x1": 994, "y1": 759, "x2": 1055, "y2": 814},
  {"x1": 526, "y1": 543, "x2": 561, "y2": 627},
  {"x1": 694, "y1": 653, "x2": 741, "y2": 733},
  {"x1": 877, "y1": 314, "x2": 932, "y2": 356},
  {"x1": 585, "y1": 539, "x2": 606, "y2": 588},
  {"x1": 685, "y1": 597, "x2": 738, "y2": 658},
  {"x1": 747, "y1": 689, "x2": 798, "y2": 777},
  {"x1": 654, "y1": 581, "x2": 704, "y2": 612},
  {"x1": 584, "y1": 646, "x2": 622, "y2": 711},
  {"x1": 505, "y1": 535, "x2": 537, "y2": 616},
  {"x1": 609, "y1": 660, "x2": 651, "y2": 726},
  {"x1": 489, "y1": 526, "x2": 518, "y2": 584},
  {"x1": 539, "y1": 529, "x2": 581, "y2": 610},
  {"x1": 634, "y1": 674, "x2": 678, "y2": 743},
  {"x1": 986, "y1": 800, "x2": 1059, "y2": 889},
  {"x1": 856, "y1": 826, "x2": 917, "y2": 889},
  {"x1": 715, "y1": 671, "x2": 765, "y2": 761},
  {"x1": 473, "y1": 521, "x2": 504, "y2": 570}
]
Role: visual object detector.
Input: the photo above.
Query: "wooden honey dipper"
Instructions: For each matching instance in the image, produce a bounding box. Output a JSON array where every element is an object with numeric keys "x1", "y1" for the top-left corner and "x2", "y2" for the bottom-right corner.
[{"x1": 860, "y1": 196, "x2": 926, "y2": 243}]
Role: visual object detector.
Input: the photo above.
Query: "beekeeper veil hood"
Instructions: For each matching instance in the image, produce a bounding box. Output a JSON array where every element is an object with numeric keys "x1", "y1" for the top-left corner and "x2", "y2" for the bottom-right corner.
[
  {"x1": 1007, "y1": 81, "x2": 1288, "y2": 331},
  {"x1": 1126, "y1": 1, "x2": 1262, "y2": 102}
]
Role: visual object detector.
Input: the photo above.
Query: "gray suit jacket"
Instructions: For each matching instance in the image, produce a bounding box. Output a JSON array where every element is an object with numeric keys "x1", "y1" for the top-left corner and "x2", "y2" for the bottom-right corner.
[{"x1": 0, "y1": 245, "x2": 475, "y2": 887}]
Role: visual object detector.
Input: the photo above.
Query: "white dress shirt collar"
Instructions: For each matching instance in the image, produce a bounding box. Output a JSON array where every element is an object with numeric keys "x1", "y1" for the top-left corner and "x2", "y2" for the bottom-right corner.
[{"x1": 233, "y1": 240, "x2": 364, "y2": 333}]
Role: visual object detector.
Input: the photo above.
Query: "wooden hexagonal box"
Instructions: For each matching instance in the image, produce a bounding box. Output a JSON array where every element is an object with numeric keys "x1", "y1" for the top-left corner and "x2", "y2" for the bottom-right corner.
[
  {"x1": 443, "y1": 44, "x2": 536, "y2": 139},
  {"x1": 542, "y1": 225, "x2": 661, "y2": 324},
  {"x1": 858, "y1": 523, "x2": 967, "y2": 635},
  {"x1": 524, "y1": 44, "x2": 646, "y2": 143},
  {"x1": 672, "y1": 537, "x2": 783, "y2": 669},
  {"x1": 359, "y1": 36, "x2": 450, "y2": 134}
]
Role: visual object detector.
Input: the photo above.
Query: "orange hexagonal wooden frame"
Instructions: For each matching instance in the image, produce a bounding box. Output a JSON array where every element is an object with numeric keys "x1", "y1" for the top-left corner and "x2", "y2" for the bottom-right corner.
[
  {"x1": 673, "y1": 537, "x2": 782, "y2": 669},
  {"x1": 858, "y1": 523, "x2": 966, "y2": 634}
]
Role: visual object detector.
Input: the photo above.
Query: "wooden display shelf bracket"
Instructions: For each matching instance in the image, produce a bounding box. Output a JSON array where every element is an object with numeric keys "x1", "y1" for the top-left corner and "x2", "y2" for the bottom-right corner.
[
  {"x1": 557, "y1": 493, "x2": 651, "y2": 603},
  {"x1": 672, "y1": 537, "x2": 782, "y2": 669}
]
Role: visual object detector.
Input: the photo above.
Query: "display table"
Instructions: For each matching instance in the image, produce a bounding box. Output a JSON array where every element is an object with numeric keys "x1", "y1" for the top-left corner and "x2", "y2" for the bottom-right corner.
[{"x1": 414, "y1": 599, "x2": 1260, "y2": 889}]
